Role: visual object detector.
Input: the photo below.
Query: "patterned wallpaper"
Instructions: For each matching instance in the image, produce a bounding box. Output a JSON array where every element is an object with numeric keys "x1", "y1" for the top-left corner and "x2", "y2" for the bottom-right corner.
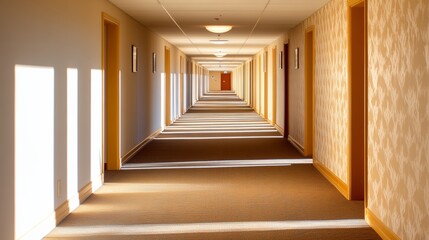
[
  {"x1": 288, "y1": 0, "x2": 429, "y2": 238},
  {"x1": 288, "y1": 0, "x2": 349, "y2": 183},
  {"x1": 367, "y1": 0, "x2": 429, "y2": 239}
]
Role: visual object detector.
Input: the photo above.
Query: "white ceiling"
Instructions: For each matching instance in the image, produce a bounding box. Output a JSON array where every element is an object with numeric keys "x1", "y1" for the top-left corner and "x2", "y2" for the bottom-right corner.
[{"x1": 109, "y1": 0, "x2": 330, "y2": 71}]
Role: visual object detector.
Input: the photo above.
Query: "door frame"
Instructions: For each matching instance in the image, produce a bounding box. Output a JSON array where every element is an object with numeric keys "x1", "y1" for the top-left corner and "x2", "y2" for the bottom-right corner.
[
  {"x1": 264, "y1": 50, "x2": 268, "y2": 119},
  {"x1": 304, "y1": 26, "x2": 315, "y2": 157},
  {"x1": 272, "y1": 46, "x2": 277, "y2": 125},
  {"x1": 347, "y1": 0, "x2": 367, "y2": 202},
  {"x1": 102, "y1": 13, "x2": 120, "y2": 170}
]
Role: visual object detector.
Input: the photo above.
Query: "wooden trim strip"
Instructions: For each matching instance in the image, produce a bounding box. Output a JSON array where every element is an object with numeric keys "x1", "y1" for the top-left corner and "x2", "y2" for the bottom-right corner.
[
  {"x1": 274, "y1": 124, "x2": 284, "y2": 136},
  {"x1": 366, "y1": 208, "x2": 400, "y2": 240},
  {"x1": 55, "y1": 200, "x2": 71, "y2": 225},
  {"x1": 55, "y1": 177, "x2": 103, "y2": 225},
  {"x1": 121, "y1": 128, "x2": 162, "y2": 164},
  {"x1": 348, "y1": 0, "x2": 364, "y2": 7},
  {"x1": 288, "y1": 135, "x2": 304, "y2": 155},
  {"x1": 313, "y1": 158, "x2": 349, "y2": 199}
]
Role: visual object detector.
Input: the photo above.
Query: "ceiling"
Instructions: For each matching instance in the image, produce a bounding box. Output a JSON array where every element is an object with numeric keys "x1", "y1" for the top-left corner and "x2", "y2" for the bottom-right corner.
[{"x1": 109, "y1": 0, "x2": 330, "y2": 71}]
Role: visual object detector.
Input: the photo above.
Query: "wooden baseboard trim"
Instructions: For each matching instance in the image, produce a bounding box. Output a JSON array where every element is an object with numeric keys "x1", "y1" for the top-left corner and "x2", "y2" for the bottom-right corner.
[
  {"x1": 20, "y1": 176, "x2": 103, "y2": 239},
  {"x1": 366, "y1": 208, "x2": 400, "y2": 240},
  {"x1": 56, "y1": 176, "x2": 103, "y2": 225},
  {"x1": 288, "y1": 135, "x2": 305, "y2": 155},
  {"x1": 121, "y1": 128, "x2": 162, "y2": 164},
  {"x1": 313, "y1": 158, "x2": 349, "y2": 199},
  {"x1": 274, "y1": 124, "x2": 284, "y2": 136}
]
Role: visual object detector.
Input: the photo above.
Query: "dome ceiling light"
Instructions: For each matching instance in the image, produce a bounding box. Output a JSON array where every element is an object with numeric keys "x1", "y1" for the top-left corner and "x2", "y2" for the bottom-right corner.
[
  {"x1": 210, "y1": 39, "x2": 228, "y2": 45},
  {"x1": 214, "y1": 51, "x2": 227, "y2": 58},
  {"x1": 205, "y1": 25, "x2": 232, "y2": 34}
]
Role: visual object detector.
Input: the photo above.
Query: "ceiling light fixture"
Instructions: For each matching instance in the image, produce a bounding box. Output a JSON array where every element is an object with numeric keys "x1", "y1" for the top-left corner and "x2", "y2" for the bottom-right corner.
[
  {"x1": 210, "y1": 39, "x2": 228, "y2": 45},
  {"x1": 210, "y1": 34, "x2": 228, "y2": 45},
  {"x1": 205, "y1": 25, "x2": 232, "y2": 34},
  {"x1": 214, "y1": 52, "x2": 227, "y2": 58}
]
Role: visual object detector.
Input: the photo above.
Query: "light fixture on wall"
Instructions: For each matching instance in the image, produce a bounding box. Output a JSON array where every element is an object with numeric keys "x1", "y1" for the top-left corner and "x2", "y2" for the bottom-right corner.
[
  {"x1": 205, "y1": 25, "x2": 232, "y2": 34},
  {"x1": 294, "y1": 48, "x2": 299, "y2": 69}
]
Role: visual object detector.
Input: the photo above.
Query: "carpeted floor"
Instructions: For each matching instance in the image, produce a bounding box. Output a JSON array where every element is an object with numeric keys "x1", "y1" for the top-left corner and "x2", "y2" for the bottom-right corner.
[{"x1": 45, "y1": 94, "x2": 381, "y2": 240}]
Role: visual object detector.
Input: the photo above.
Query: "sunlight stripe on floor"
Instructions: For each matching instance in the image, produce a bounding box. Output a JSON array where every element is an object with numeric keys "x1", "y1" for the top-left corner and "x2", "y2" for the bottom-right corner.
[
  {"x1": 48, "y1": 219, "x2": 370, "y2": 237},
  {"x1": 122, "y1": 159, "x2": 313, "y2": 170}
]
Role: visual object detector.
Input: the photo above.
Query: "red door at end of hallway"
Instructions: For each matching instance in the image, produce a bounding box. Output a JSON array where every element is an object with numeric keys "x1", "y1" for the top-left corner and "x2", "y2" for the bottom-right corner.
[{"x1": 221, "y1": 73, "x2": 231, "y2": 91}]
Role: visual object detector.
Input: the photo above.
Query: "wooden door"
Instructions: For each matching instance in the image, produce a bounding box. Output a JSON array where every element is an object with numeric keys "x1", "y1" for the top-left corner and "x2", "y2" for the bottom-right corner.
[
  {"x1": 221, "y1": 73, "x2": 231, "y2": 90},
  {"x1": 348, "y1": 0, "x2": 366, "y2": 201},
  {"x1": 284, "y1": 43, "x2": 289, "y2": 137},
  {"x1": 304, "y1": 27, "x2": 314, "y2": 157}
]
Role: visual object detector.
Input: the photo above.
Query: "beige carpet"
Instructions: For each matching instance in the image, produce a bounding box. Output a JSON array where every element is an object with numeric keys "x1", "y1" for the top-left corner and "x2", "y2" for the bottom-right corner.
[{"x1": 45, "y1": 95, "x2": 381, "y2": 240}]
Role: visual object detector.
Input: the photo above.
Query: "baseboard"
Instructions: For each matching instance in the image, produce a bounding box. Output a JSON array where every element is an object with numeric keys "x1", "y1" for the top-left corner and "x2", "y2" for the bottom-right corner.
[
  {"x1": 55, "y1": 176, "x2": 102, "y2": 225},
  {"x1": 20, "y1": 176, "x2": 103, "y2": 240},
  {"x1": 287, "y1": 135, "x2": 305, "y2": 155},
  {"x1": 366, "y1": 208, "x2": 400, "y2": 240},
  {"x1": 313, "y1": 158, "x2": 349, "y2": 199},
  {"x1": 274, "y1": 124, "x2": 284, "y2": 136},
  {"x1": 121, "y1": 128, "x2": 162, "y2": 164}
]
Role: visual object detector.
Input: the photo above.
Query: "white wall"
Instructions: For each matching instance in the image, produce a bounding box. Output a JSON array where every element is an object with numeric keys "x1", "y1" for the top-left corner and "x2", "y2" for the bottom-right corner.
[{"x1": 0, "y1": 0, "x2": 188, "y2": 239}]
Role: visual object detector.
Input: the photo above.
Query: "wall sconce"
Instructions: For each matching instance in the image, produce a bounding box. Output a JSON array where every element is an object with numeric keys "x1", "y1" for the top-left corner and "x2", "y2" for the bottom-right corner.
[
  {"x1": 132, "y1": 45, "x2": 137, "y2": 73},
  {"x1": 294, "y1": 48, "x2": 299, "y2": 69}
]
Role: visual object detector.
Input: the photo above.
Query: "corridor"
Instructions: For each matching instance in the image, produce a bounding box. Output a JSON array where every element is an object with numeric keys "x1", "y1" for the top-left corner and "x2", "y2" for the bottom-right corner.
[{"x1": 45, "y1": 93, "x2": 380, "y2": 240}]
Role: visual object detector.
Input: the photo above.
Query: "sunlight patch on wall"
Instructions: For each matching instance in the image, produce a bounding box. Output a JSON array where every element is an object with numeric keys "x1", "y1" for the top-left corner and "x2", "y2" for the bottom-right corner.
[
  {"x1": 161, "y1": 73, "x2": 166, "y2": 129},
  {"x1": 15, "y1": 65, "x2": 55, "y2": 239},
  {"x1": 90, "y1": 69, "x2": 102, "y2": 182},
  {"x1": 67, "y1": 68, "x2": 79, "y2": 200},
  {"x1": 183, "y1": 74, "x2": 188, "y2": 110}
]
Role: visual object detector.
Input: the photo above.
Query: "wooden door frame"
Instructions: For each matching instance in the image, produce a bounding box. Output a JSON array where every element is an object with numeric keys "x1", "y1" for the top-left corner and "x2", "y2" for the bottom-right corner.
[
  {"x1": 164, "y1": 46, "x2": 171, "y2": 126},
  {"x1": 258, "y1": 55, "x2": 262, "y2": 114},
  {"x1": 347, "y1": 0, "x2": 367, "y2": 202},
  {"x1": 272, "y1": 46, "x2": 277, "y2": 126},
  {"x1": 284, "y1": 43, "x2": 289, "y2": 137},
  {"x1": 304, "y1": 26, "x2": 315, "y2": 157},
  {"x1": 102, "y1": 13, "x2": 120, "y2": 170}
]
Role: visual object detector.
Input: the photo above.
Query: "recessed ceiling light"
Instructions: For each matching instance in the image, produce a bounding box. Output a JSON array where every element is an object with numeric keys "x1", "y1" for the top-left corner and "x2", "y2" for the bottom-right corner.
[
  {"x1": 205, "y1": 25, "x2": 232, "y2": 34},
  {"x1": 210, "y1": 39, "x2": 228, "y2": 45}
]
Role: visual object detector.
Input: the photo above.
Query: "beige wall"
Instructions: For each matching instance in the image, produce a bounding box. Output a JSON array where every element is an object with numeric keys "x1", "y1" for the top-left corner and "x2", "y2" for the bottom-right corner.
[
  {"x1": 0, "y1": 0, "x2": 188, "y2": 239},
  {"x1": 209, "y1": 71, "x2": 221, "y2": 91},
  {"x1": 288, "y1": 0, "x2": 429, "y2": 238},
  {"x1": 367, "y1": 0, "x2": 429, "y2": 239},
  {"x1": 252, "y1": 34, "x2": 288, "y2": 131},
  {"x1": 269, "y1": 35, "x2": 287, "y2": 131}
]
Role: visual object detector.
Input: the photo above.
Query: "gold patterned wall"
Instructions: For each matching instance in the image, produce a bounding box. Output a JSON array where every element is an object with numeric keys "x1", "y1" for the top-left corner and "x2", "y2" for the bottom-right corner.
[
  {"x1": 288, "y1": 0, "x2": 429, "y2": 238},
  {"x1": 367, "y1": 0, "x2": 429, "y2": 239},
  {"x1": 288, "y1": 0, "x2": 349, "y2": 183}
]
